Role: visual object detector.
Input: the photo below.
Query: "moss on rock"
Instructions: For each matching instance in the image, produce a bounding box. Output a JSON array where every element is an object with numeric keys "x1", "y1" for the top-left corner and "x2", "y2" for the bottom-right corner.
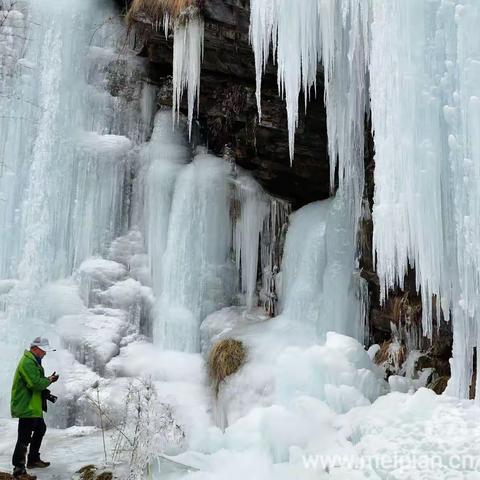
[{"x1": 75, "y1": 465, "x2": 114, "y2": 480}]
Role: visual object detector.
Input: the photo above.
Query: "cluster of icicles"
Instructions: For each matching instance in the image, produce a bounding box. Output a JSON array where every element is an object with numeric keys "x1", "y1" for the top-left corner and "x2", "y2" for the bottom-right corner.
[
  {"x1": 161, "y1": 9, "x2": 204, "y2": 138},
  {"x1": 247, "y1": 0, "x2": 480, "y2": 399}
]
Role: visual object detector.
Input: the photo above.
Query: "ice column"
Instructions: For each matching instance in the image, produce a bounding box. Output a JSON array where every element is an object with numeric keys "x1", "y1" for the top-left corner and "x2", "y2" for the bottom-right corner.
[
  {"x1": 153, "y1": 152, "x2": 234, "y2": 352},
  {"x1": 279, "y1": 193, "x2": 365, "y2": 342},
  {"x1": 233, "y1": 175, "x2": 269, "y2": 311},
  {"x1": 140, "y1": 111, "x2": 189, "y2": 295}
]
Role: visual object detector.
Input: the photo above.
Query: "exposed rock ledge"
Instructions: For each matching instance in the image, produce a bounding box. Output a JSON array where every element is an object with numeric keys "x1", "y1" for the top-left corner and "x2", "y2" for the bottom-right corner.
[{"x1": 120, "y1": 0, "x2": 330, "y2": 208}]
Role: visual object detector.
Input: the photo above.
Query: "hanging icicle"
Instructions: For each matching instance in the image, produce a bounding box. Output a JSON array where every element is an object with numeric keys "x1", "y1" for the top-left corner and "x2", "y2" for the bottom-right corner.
[
  {"x1": 170, "y1": 9, "x2": 204, "y2": 139},
  {"x1": 249, "y1": 0, "x2": 369, "y2": 230}
]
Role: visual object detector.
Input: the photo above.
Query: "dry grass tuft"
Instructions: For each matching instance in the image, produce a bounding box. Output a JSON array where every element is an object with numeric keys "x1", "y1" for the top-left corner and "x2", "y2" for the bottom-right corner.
[
  {"x1": 208, "y1": 339, "x2": 246, "y2": 396},
  {"x1": 126, "y1": 0, "x2": 197, "y2": 24}
]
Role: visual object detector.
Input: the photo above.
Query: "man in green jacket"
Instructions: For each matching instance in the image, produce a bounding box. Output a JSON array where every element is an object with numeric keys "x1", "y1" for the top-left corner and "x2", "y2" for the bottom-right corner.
[{"x1": 11, "y1": 337, "x2": 59, "y2": 480}]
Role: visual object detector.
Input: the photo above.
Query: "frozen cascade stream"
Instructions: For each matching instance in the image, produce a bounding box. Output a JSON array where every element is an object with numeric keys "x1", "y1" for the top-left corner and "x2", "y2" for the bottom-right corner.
[
  {"x1": 136, "y1": 111, "x2": 294, "y2": 352},
  {"x1": 0, "y1": 0, "x2": 154, "y2": 413}
]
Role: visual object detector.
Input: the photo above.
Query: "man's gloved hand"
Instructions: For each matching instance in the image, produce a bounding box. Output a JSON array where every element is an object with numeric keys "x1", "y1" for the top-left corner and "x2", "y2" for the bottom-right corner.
[{"x1": 48, "y1": 371, "x2": 59, "y2": 383}]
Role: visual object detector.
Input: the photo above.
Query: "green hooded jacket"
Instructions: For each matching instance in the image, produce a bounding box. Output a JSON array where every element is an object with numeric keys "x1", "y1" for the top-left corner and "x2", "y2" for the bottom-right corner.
[{"x1": 11, "y1": 350, "x2": 51, "y2": 418}]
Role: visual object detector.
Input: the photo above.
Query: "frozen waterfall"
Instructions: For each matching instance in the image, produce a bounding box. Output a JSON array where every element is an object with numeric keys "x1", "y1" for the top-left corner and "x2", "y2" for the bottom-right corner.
[
  {"x1": 250, "y1": 0, "x2": 480, "y2": 398},
  {"x1": 0, "y1": 0, "x2": 152, "y2": 414}
]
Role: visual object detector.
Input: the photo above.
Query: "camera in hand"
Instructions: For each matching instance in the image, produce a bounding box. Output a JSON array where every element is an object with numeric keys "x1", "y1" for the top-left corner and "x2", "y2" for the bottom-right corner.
[
  {"x1": 46, "y1": 392, "x2": 58, "y2": 404},
  {"x1": 41, "y1": 388, "x2": 58, "y2": 412}
]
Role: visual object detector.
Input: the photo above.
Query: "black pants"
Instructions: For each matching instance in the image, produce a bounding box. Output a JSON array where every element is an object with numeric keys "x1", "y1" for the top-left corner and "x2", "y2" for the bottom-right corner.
[{"x1": 12, "y1": 418, "x2": 47, "y2": 472}]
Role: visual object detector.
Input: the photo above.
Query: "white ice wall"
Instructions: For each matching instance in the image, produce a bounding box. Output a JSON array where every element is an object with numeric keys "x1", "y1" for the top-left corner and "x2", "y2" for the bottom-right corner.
[{"x1": 0, "y1": 0, "x2": 150, "y2": 413}]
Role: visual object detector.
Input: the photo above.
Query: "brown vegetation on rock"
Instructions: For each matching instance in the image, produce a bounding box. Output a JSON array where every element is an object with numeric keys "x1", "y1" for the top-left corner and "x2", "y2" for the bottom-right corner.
[
  {"x1": 208, "y1": 339, "x2": 246, "y2": 396},
  {"x1": 429, "y1": 375, "x2": 450, "y2": 395},
  {"x1": 76, "y1": 465, "x2": 113, "y2": 480},
  {"x1": 126, "y1": 0, "x2": 197, "y2": 23}
]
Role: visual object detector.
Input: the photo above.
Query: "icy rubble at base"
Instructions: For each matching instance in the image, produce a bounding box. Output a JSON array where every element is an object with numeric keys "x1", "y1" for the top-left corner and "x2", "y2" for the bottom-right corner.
[
  {"x1": 137, "y1": 326, "x2": 480, "y2": 480},
  {"x1": 150, "y1": 389, "x2": 480, "y2": 480},
  {"x1": 79, "y1": 258, "x2": 128, "y2": 286},
  {"x1": 1, "y1": 335, "x2": 478, "y2": 480},
  {"x1": 214, "y1": 331, "x2": 384, "y2": 430},
  {"x1": 107, "y1": 341, "x2": 205, "y2": 383},
  {"x1": 57, "y1": 312, "x2": 128, "y2": 372}
]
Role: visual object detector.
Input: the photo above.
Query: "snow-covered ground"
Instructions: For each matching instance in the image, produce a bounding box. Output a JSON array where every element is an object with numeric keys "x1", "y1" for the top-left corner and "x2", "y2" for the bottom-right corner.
[
  {"x1": 0, "y1": 422, "x2": 107, "y2": 479},
  {"x1": 3, "y1": 348, "x2": 480, "y2": 480},
  {"x1": 159, "y1": 390, "x2": 480, "y2": 480}
]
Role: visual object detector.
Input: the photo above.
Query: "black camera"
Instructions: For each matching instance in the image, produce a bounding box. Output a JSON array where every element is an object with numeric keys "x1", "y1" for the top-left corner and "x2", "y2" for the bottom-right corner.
[
  {"x1": 42, "y1": 389, "x2": 58, "y2": 412},
  {"x1": 46, "y1": 393, "x2": 58, "y2": 404}
]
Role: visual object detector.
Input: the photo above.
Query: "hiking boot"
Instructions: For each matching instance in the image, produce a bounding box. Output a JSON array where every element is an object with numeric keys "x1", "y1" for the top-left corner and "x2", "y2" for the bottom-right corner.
[
  {"x1": 27, "y1": 458, "x2": 50, "y2": 469},
  {"x1": 13, "y1": 470, "x2": 37, "y2": 480}
]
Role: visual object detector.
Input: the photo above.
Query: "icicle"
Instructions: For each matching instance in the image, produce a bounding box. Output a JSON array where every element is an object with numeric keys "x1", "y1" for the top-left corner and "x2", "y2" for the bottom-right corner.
[
  {"x1": 249, "y1": 0, "x2": 275, "y2": 121},
  {"x1": 249, "y1": 0, "x2": 369, "y2": 216},
  {"x1": 249, "y1": 0, "x2": 320, "y2": 163},
  {"x1": 172, "y1": 13, "x2": 204, "y2": 139},
  {"x1": 319, "y1": 0, "x2": 370, "y2": 229}
]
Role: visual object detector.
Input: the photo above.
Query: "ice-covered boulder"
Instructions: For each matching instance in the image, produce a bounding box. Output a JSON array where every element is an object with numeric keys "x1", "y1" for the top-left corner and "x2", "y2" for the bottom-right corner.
[
  {"x1": 57, "y1": 312, "x2": 128, "y2": 374},
  {"x1": 79, "y1": 258, "x2": 127, "y2": 285},
  {"x1": 200, "y1": 306, "x2": 269, "y2": 354}
]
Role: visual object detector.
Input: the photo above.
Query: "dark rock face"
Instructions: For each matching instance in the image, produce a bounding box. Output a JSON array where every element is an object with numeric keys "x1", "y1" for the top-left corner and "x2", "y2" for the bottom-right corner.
[
  {"x1": 113, "y1": 0, "x2": 131, "y2": 12},
  {"x1": 128, "y1": 0, "x2": 330, "y2": 208}
]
